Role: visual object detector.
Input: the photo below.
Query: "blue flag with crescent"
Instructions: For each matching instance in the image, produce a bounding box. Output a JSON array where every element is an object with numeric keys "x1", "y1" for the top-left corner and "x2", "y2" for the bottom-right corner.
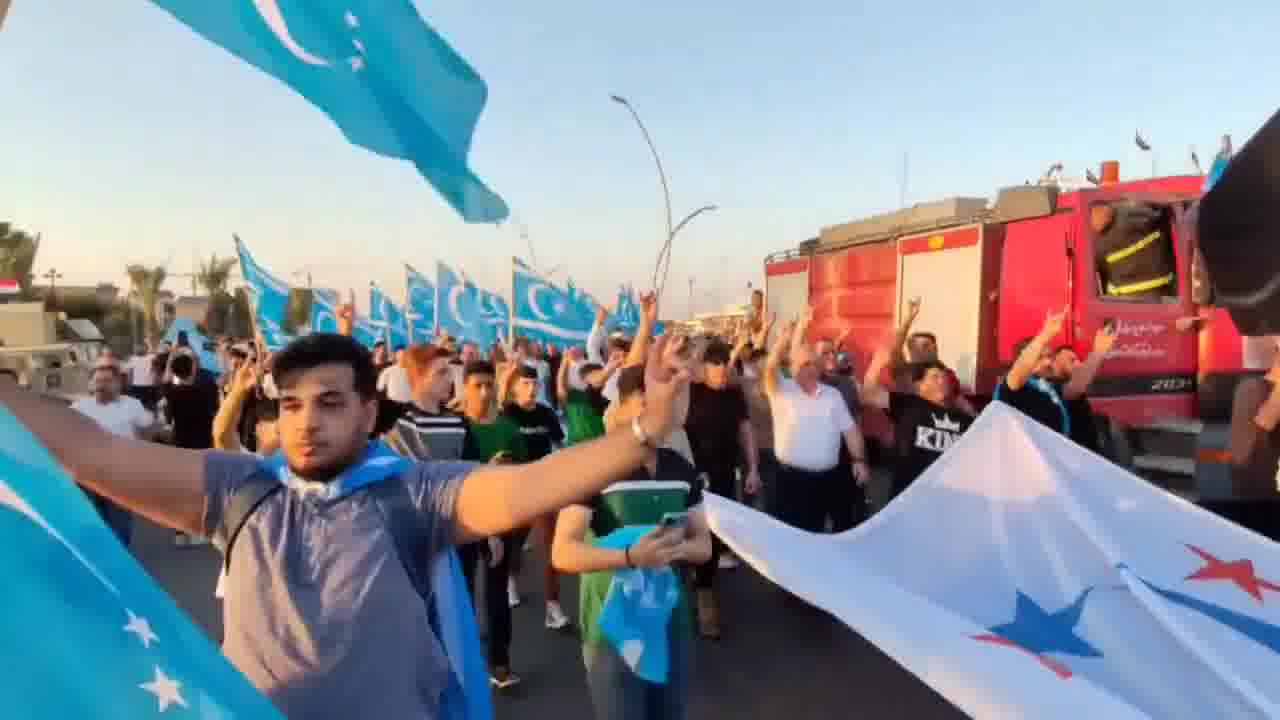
[
  {"x1": 369, "y1": 285, "x2": 410, "y2": 349},
  {"x1": 0, "y1": 407, "x2": 285, "y2": 718},
  {"x1": 350, "y1": 311, "x2": 382, "y2": 349},
  {"x1": 406, "y1": 264, "x2": 437, "y2": 341},
  {"x1": 149, "y1": 0, "x2": 507, "y2": 224},
  {"x1": 436, "y1": 262, "x2": 487, "y2": 347},
  {"x1": 234, "y1": 236, "x2": 293, "y2": 349},
  {"x1": 477, "y1": 290, "x2": 510, "y2": 347},
  {"x1": 310, "y1": 289, "x2": 341, "y2": 334},
  {"x1": 511, "y1": 257, "x2": 593, "y2": 346}
]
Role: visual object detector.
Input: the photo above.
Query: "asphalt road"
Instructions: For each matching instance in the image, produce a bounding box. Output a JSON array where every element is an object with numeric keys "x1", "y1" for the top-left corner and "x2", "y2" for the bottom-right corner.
[{"x1": 133, "y1": 515, "x2": 965, "y2": 720}]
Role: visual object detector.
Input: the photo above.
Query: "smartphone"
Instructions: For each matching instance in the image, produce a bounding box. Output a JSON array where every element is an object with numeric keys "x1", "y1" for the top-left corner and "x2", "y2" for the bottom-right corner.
[{"x1": 659, "y1": 511, "x2": 690, "y2": 532}]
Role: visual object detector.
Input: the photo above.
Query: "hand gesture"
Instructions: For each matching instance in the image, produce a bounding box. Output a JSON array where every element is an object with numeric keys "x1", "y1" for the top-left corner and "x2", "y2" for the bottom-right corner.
[
  {"x1": 626, "y1": 525, "x2": 683, "y2": 569},
  {"x1": 232, "y1": 358, "x2": 260, "y2": 393},
  {"x1": 637, "y1": 334, "x2": 692, "y2": 442},
  {"x1": 1041, "y1": 307, "x2": 1068, "y2": 339},
  {"x1": 640, "y1": 291, "x2": 659, "y2": 324},
  {"x1": 1093, "y1": 322, "x2": 1119, "y2": 356},
  {"x1": 906, "y1": 296, "x2": 922, "y2": 321}
]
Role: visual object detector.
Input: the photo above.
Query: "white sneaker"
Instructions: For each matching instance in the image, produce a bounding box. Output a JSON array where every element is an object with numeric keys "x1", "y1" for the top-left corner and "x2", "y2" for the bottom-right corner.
[
  {"x1": 545, "y1": 602, "x2": 570, "y2": 630},
  {"x1": 718, "y1": 553, "x2": 740, "y2": 570},
  {"x1": 507, "y1": 578, "x2": 522, "y2": 608}
]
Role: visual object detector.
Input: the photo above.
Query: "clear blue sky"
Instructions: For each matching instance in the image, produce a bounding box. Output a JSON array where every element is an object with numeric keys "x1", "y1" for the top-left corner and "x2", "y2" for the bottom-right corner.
[{"x1": 2, "y1": 1, "x2": 1276, "y2": 317}]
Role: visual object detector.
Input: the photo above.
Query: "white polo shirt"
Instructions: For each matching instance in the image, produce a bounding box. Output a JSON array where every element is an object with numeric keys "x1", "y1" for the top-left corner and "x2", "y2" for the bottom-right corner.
[
  {"x1": 71, "y1": 396, "x2": 153, "y2": 439},
  {"x1": 770, "y1": 377, "x2": 856, "y2": 472}
]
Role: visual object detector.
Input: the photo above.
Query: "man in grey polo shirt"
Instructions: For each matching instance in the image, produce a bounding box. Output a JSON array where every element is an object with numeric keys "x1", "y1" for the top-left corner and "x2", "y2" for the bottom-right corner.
[{"x1": 0, "y1": 332, "x2": 690, "y2": 719}]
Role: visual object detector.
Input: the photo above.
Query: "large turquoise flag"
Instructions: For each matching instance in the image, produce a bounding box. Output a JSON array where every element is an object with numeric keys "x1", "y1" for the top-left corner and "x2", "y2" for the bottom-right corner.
[
  {"x1": 0, "y1": 406, "x2": 284, "y2": 718},
  {"x1": 149, "y1": 0, "x2": 508, "y2": 223}
]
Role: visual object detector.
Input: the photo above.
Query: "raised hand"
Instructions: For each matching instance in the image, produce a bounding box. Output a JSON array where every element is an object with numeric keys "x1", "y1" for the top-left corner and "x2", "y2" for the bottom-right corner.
[
  {"x1": 1041, "y1": 307, "x2": 1068, "y2": 338},
  {"x1": 638, "y1": 334, "x2": 692, "y2": 442}
]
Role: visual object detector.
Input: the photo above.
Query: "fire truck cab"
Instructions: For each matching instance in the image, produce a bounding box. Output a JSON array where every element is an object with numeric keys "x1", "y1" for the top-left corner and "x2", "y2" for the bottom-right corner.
[{"x1": 765, "y1": 169, "x2": 1262, "y2": 510}]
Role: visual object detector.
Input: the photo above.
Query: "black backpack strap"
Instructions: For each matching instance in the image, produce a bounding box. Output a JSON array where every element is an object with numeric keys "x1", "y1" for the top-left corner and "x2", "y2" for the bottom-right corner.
[
  {"x1": 365, "y1": 477, "x2": 433, "y2": 605},
  {"x1": 216, "y1": 470, "x2": 283, "y2": 572}
]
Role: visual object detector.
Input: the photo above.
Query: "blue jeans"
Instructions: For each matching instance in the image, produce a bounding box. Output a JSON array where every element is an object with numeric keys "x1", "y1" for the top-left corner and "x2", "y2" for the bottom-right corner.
[{"x1": 582, "y1": 628, "x2": 693, "y2": 720}]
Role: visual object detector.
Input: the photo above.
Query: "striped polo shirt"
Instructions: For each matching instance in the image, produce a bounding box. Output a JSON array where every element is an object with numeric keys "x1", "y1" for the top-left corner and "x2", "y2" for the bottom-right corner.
[{"x1": 386, "y1": 405, "x2": 470, "y2": 461}]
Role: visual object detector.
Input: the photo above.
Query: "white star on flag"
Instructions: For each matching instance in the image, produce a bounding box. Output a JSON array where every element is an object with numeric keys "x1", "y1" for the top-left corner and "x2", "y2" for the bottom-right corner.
[
  {"x1": 123, "y1": 609, "x2": 159, "y2": 649},
  {"x1": 139, "y1": 666, "x2": 188, "y2": 713}
]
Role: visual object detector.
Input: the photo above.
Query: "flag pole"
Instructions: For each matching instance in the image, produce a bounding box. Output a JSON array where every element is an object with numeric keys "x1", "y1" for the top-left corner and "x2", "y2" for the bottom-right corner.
[{"x1": 509, "y1": 256, "x2": 516, "y2": 349}]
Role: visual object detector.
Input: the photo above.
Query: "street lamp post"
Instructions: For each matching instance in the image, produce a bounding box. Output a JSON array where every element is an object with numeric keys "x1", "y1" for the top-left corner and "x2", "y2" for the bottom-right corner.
[{"x1": 610, "y1": 94, "x2": 717, "y2": 303}]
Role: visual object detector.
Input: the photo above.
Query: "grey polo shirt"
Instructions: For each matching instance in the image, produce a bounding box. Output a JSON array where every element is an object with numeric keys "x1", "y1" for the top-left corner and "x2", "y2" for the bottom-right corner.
[{"x1": 201, "y1": 450, "x2": 471, "y2": 719}]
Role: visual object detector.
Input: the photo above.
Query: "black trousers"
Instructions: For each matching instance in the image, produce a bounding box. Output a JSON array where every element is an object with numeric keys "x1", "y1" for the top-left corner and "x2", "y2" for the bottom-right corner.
[
  {"x1": 459, "y1": 533, "x2": 514, "y2": 668},
  {"x1": 694, "y1": 467, "x2": 737, "y2": 589},
  {"x1": 775, "y1": 462, "x2": 865, "y2": 534}
]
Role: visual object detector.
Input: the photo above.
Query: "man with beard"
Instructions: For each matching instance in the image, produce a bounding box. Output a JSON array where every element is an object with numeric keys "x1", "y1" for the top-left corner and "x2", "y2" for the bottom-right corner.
[{"x1": 3, "y1": 332, "x2": 689, "y2": 718}]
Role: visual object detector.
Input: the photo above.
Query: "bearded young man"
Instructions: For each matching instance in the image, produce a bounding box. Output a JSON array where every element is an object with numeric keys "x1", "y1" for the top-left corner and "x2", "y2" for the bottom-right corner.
[{"x1": 1, "y1": 332, "x2": 688, "y2": 719}]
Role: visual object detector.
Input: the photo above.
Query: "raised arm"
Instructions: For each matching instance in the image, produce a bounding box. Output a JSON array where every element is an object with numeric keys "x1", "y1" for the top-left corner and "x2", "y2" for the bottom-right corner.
[
  {"x1": 213, "y1": 361, "x2": 258, "y2": 451},
  {"x1": 0, "y1": 377, "x2": 207, "y2": 534},
  {"x1": 586, "y1": 307, "x2": 609, "y2": 365},
  {"x1": 453, "y1": 335, "x2": 690, "y2": 542},
  {"x1": 555, "y1": 349, "x2": 575, "y2": 405},
  {"x1": 624, "y1": 292, "x2": 659, "y2": 368},
  {"x1": 1006, "y1": 309, "x2": 1066, "y2": 392},
  {"x1": 763, "y1": 319, "x2": 797, "y2": 398},
  {"x1": 1062, "y1": 325, "x2": 1118, "y2": 401},
  {"x1": 863, "y1": 298, "x2": 921, "y2": 409}
]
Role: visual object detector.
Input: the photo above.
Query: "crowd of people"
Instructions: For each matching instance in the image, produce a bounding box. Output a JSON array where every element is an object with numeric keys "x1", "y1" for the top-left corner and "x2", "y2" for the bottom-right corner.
[{"x1": 28, "y1": 286, "x2": 1123, "y2": 720}]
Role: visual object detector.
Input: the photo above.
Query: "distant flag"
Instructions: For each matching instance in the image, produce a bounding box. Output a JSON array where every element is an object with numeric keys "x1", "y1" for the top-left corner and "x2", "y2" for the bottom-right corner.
[
  {"x1": 148, "y1": 0, "x2": 508, "y2": 223},
  {"x1": 511, "y1": 257, "x2": 593, "y2": 345},
  {"x1": 350, "y1": 310, "x2": 381, "y2": 349},
  {"x1": 436, "y1": 262, "x2": 486, "y2": 346},
  {"x1": 477, "y1": 289, "x2": 510, "y2": 347},
  {"x1": 405, "y1": 264, "x2": 436, "y2": 339},
  {"x1": 708, "y1": 403, "x2": 1280, "y2": 719},
  {"x1": 0, "y1": 407, "x2": 284, "y2": 718},
  {"x1": 234, "y1": 236, "x2": 292, "y2": 349},
  {"x1": 1204, "y1": 135, "x2": 1234, "y2": 193},
  {"x1": 310, "y1": 289, "x2": 341, "y2": 334},
  {"x1": 369, "y1": 284, "x2": 409, "y2": 348}
]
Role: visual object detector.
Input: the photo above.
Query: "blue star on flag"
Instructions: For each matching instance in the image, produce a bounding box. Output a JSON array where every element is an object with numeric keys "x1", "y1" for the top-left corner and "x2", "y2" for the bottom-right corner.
[{"x1": 973, "y1": 589, "x2": 1101, "y2": 678}]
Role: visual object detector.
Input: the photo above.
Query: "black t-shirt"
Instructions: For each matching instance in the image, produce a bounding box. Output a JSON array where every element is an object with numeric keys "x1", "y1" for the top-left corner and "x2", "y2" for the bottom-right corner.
[
  {"x1": 888, "y1": 392, "x2": 973, "y2": 492},
  {"x1": 501, "y1": 402, "x2": 564, "y2": 462},
  {"x1": 162, "y1": 381, "x2": 219, "y2": 450},
  {"x1": 1050, "y1": 381, "x2": 1100, "y2": 453},
  {"x1": 996, "y1": 377, "x2": 1069, "y2": 435},
  {"x1": 684, "y1": 381, "x2": 748, "y2": 477}
]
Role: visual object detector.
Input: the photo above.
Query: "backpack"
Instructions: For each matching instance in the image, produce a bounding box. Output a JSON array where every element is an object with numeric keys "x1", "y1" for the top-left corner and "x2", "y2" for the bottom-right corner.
[{"x1": 214, "y1": 469, "x2": 434, "y2": 604}]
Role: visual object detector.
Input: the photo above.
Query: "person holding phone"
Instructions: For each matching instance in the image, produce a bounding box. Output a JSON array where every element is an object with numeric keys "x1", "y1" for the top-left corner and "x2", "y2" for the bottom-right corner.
[
  {"x1": 458, "y1": 360, "x2": 529, "y2": 690},
  {"x1": 553, "y1": 365, "x2": 712, "y2": 720}
]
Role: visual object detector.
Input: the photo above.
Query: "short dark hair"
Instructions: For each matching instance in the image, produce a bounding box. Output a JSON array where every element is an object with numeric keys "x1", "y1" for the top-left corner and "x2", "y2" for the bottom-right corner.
[
  {"x1": 170, "y1": 354, "x2": 195, "y2": 380},
  {"x1": 703, "y1": 340, "x2": 732, "y2": 366},
  {"x1": 271, "y1": 333, "x2": 378, "y2": 400},
  {"x1": 616, "y1": 365, "x2": 646, "y2": 400},
  {"x1": 175, "y1": 331, "x2": 190, "y2": 347},
  {"x1": 229, "y1": 347, "x2": 248, "y2": 362},
  {"x1": 909, "y1": 332, "x2": 937, "y2": 345},
  {"x1": 464, "y1": 360, "x2": 495, "y2": 380},
  {"x1": 580, "y1": 362, "x2": 604, "y2": 376},
  {"x1": 516, "y1": 365, "x2": 539, "y2": 381},
  {"x1": 608, "y1": 337, "x2": 631, "y2": 354},
  {"x1": 907, "y1": 360, "x2": 946, "y2": 384}
]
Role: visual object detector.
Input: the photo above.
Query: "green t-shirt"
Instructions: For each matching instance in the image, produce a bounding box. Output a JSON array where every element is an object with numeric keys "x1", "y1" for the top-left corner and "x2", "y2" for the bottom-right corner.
[
  {"x1": 575, "y1": 449, "x2": 703, "y2": 647},
  {"x1": 462, "y1": 415, "x2": 529, "y2": 463},
  {"x1": 564, "y1": 387, "x2": 607, "y2": 446}
]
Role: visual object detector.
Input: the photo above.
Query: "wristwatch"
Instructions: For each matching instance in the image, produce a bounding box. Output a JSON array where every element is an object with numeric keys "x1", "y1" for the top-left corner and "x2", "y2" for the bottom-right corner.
[{"x1": 631, "y1": 416, "x2": 657, "y2": 448}]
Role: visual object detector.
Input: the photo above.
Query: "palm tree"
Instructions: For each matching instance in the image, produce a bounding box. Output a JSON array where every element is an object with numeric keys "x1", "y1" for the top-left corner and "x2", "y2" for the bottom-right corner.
[
  {"x1": 196, "y1": 254, "x2": 238, "y2": 335},
  {"x1": 0, "y1": 223, "x2": 40, "y2": 297},
  {"x1": 126, "y1": 264, "x2": 167, "y2": 345}
]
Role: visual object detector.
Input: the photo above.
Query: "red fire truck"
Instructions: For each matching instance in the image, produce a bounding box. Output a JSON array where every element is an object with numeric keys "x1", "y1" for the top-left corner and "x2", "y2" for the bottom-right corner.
[{"x1": 764, "y1": 166, "x2": 1264, "y2": 509}]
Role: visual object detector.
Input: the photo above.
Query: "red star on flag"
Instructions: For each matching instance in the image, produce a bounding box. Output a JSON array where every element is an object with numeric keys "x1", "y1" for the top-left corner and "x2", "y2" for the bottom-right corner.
[{"x1": 1184, "y1": 544, "x2": 1280, "y2": 603}]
